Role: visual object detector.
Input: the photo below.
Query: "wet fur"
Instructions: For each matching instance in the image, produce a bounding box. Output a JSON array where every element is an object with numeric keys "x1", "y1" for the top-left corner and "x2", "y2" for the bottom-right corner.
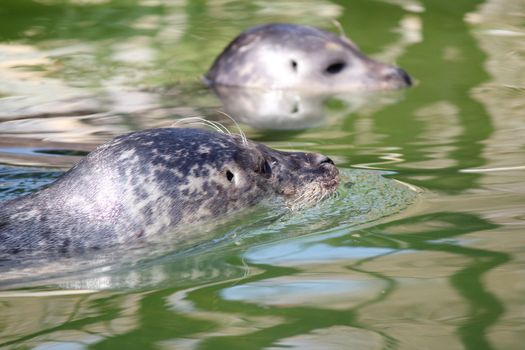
[
  {"x1": 0, "y1": 128, "x2": 338, "y2": 255},
  {"x1": 205, "y1": 23, "x2": 412, "y2": 90}
]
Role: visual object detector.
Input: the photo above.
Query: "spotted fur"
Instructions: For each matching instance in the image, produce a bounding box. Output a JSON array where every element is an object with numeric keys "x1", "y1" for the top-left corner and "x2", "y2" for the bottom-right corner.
[
  {"x1": 0, "y1": 128, "x2": 339, "y2": 255},
  {"x1": 205, "y1": 23, "x2": 412, "y2": 91}
]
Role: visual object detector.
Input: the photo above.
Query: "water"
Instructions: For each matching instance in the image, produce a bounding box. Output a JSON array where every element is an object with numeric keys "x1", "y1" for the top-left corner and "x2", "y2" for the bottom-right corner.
[{"x1": 0, "y1": 0, "x2": 524, "y2": 349}]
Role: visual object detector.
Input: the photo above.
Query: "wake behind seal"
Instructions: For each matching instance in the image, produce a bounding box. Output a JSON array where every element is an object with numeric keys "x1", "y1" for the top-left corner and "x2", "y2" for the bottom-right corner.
[
  {"x1": 0, "y1": 127, "x2": 339, "y2": 256},
  {"x1": 205, "y1": 23, "x2": 412, "y2": 91}
]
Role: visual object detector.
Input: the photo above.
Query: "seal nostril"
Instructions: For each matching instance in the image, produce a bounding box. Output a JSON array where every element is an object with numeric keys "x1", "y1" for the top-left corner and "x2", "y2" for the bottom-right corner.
[
  {"x1": 308, "y1": 153, "x2": 335, "y2": 167},
  {"x1": 396, "y1": 67, "x2": 412, "y2": 86},
  {"x1": 320, "y1": 157, "x2": 334, "y2": 166}
]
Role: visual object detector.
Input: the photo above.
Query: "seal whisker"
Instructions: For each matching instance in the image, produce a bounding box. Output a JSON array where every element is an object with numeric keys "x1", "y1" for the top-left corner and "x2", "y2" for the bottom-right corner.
[
  {"x1": 0, "y1": 127, "x2": 339, "y2": 256},
  {"x1": 173, "y1": 116, "x2": 244, "y2": 142},
  {"x1": 288, "y1": 187, "x2": 313, "y2": 210},
  {"x1": 216, "y1": 110, "x2": 248, "y2": 145},
  {"x1": 205, "y1": 23, "x2": 412, "y2": 91},
  {"x1": 288, "y1": 181, "x2": 337, "y2": 210},
  {"x1": 207, "y1": 119, "x2": 233, "y2": 136},
  {"x1": 331, "y1": 19, "x2": 347, "y2": 39},
  {"x1": 173, "y1": 117, "x2": 227, "y2": 135}
]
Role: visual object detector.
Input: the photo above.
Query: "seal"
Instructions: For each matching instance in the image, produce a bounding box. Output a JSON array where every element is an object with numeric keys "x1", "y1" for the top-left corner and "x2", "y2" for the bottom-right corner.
[
  {"x1": 0, "y1": 127, "x2": 339, "y2": 255},
  {"x1": 205, "y1": 23, "x2": 412, "y2": 91}
]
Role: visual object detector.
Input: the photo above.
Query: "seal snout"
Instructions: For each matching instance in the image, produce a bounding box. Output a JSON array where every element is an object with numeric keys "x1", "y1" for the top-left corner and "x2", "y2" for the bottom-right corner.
[
  {"x1": 308, "y1": 153, "x2": 337, "y2": 169},
  {"x1": 382, "y1": 66, "x2": 412, "y2": 87},
  {"x1": 206, "y1": 23, "x2": 413, "y2": 91},
  {"x1": 307, "y1": 153, "x2": 334, "y2": 166},
  {"x1": 319, "y1": 156, "x2": 335, "y2": 166},
  {"x1": 307, "y1": 153, "x2": 340, "y2": 188},
  {"x1": 396, "y1": 67, "x2": 412, "y2": 86}
]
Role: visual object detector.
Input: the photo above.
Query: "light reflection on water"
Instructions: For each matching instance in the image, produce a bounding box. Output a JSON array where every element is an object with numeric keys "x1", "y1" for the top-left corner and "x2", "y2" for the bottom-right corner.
[{"x1": 0, "y1": 0, "x2": 524, "y2": 349}]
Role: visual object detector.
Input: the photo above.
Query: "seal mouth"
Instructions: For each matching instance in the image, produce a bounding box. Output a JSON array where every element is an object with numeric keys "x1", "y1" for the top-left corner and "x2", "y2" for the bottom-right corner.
[
  {"x1": 284, "y1": 165, "x2": 340, "y2": 209},
  {"x1": 322, "y1": 176, "x2": 340, "y2": 191},
  {"x1": 320, "y1": 161, "x2": 340, "y2": 189}
]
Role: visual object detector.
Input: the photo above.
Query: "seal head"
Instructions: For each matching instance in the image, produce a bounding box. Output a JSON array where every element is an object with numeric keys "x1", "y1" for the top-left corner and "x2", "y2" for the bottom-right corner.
[
  {"x1": 0, "y1": 128, "x2": 339, "y2": 255},
  {"x1": 205, "y1": 23, "x2": 412, "y2": 91}
]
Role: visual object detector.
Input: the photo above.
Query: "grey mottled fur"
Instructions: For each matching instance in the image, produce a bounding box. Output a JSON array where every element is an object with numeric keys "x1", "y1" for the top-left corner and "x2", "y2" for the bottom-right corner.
[
  {"x1": 205, "y1": 23, "x2": 412, "y2": 90},
  {"x1": 0, "y1": 128, "x2": 339, "y2": 256}
]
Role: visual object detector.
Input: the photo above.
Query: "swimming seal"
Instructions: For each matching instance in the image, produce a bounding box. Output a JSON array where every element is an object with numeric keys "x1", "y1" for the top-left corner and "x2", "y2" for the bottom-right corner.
[
  {"x1": 0, "y1": 128, "x2": 339, "y2": 255},
  {"x1": 205, "y1": 23, "x2": 412, "y2": 91}
]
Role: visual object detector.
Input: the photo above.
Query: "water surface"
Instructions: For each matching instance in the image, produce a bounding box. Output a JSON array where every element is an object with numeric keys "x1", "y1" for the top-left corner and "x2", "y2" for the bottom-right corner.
[{"x1": 0, "y1": 0, "x2": 524, "y2": 349}]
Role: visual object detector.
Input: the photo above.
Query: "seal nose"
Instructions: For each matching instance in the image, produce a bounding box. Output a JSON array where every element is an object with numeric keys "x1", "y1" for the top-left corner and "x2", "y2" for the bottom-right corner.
[
  {"x1": 383, "y1": 66, "x2": 412, "y2": 86},
  {"x1": 397, "y1": 67, "x2": 412, "y2": 86},
  {"x1": 319, "y1": 157, "x2": 334, "y2": 166},
  {"x1": 309, "y1": 153, "x2": 335, "y2": 167}
]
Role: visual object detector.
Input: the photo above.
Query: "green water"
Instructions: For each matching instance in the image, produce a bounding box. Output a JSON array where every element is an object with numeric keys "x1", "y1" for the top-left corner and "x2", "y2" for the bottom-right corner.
[{"x1": 1, "y1": 0, "x2": 524, "y2": 349}]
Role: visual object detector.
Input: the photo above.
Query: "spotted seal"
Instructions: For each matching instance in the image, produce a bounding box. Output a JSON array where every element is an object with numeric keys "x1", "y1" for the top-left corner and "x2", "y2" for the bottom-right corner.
[
  {"x1": 0, "y1": 128, "x2": 339, "y2": 255},
  {"x1": 205, "y1": 23, "x2": 412, "y2": 90}
]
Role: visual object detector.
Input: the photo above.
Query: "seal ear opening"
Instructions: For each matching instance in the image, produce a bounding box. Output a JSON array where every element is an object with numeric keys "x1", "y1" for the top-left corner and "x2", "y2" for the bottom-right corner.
[
  {"x1": 226, "y1": 169, "x2": 235, "y2": 182},
  {"x1": 290, "y1": 59, "x2": 298, "y2": 72},
  {"x1": 259, "y1": 160, "x2": 272, "y2": 178}
]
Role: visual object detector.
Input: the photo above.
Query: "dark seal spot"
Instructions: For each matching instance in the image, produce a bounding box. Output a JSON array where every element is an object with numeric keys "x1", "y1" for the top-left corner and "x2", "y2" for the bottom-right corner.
[
  {"x1": 0, "y1": 128, "x2": 340, "y2": 256},
  {"x1": 205, "y1": 23, "x2": 412, "y2": 90}
]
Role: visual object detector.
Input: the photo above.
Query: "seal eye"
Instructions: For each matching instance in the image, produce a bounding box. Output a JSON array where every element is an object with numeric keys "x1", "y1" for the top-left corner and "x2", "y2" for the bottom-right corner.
[
  {"x1": 325, "y1": 61, "x2": 346, "y2": 74},
  {"x1": 226, "y1": 170, "x2": 234, "y2": 182}
]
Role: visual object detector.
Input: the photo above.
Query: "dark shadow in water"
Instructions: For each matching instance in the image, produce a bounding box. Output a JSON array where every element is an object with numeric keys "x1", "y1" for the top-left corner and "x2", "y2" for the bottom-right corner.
[{"x1": 334, "y1": 0, "x2": 492, "y2": 194}]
